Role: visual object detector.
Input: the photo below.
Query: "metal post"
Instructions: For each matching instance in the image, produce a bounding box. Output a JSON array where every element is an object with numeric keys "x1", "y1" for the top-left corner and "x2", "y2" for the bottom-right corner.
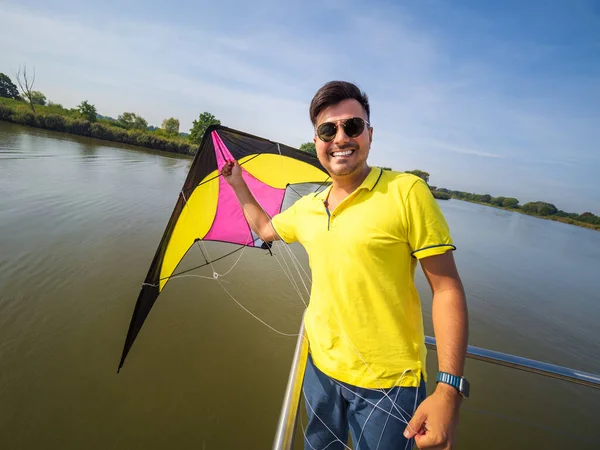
[{"x1": 272, "y1": 314, "x2": 309, "y2": 450}]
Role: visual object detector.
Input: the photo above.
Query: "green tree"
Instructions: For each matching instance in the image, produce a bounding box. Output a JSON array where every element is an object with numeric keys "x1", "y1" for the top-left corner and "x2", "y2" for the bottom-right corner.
[
  {"x1": 0, "y1": 73, "x2": 20, "y2": 99},
  {"x1": 538, "y1": 203, "x2": 556, "y2": 215},
  {"x1": 15, "y1": 65, "x2": 38, "y2": 113},
  {"x1": 299, "y1": 141, "x2": 316, "y2": 155},
  {"x1": 189, "y1": 112, "x2": 221, "y2": 144},
  {"x1": 522, "y1": 201, "x2": 557, "y2": 215},
  {"x1": 432, "y1": 191, "x2": 451, "y2": 200},
  {"x1": 405, "y1": 170, "x2": 430, "y2": 184},
  {"x1": 134, "y1": 116, "x2": 148, "y2": 130},
  {"x1": 577, "y1": 212, "x2": 600, "y2": 225},
  {"x1": 491, "y1": 196, "x2": 506, "y2": 206},
  {"x1": 24, "y1": 90, "x2": 47, "y2": 106},
  {"x1": 118, "y1": 112, "x2": 148, "y2": 130},
  {"x1": 77, "y1": 101, "x2": 97, "y2": 122},
  {"x1": 502, "y1": 198, "x2": 520, "y2": 208},
  {"x1": 161, "y1": 117, "x2": 180, "y2": 136}
]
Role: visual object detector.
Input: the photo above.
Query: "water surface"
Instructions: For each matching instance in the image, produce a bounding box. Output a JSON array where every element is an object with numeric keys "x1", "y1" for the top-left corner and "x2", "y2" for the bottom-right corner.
[{"x1": 0, "y1": 121, "x2": 598, "y2": 449}]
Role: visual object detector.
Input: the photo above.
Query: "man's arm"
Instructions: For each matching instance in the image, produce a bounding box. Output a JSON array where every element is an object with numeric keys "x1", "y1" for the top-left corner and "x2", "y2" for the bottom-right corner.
[
  {"x1": 221, "y1": 159, "x2": 281, "y2": 242},
  {"x1": 405, "y1": 250, "x2": 468, "y2": 449},
  {"x1": 423, "y1": 250, "x2": 468, "y2": 381}
]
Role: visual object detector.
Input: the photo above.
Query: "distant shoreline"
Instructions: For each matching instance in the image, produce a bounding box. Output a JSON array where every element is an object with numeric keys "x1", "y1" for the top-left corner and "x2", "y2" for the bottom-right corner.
[
  {"x1": 0, "y1": 98, "x2": 195, "y2": 155},
  {"x1": 395, "y1": 170, "x2": 598, "y2": 233},
  {"x1": 441, "y1": 197, "x2": 600, "y2": 232}
]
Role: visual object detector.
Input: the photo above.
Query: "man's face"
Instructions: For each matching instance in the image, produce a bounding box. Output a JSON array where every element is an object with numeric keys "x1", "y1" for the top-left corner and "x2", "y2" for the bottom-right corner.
[{"x1": 313, "y1": 99, "x2": 373, "y2": 178}]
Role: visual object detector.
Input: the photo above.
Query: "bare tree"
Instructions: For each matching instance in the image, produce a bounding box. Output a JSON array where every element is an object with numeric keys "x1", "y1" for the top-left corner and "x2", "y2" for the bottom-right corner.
[{"x1": 15, "y1": 64, "x2": 37, "y2": 114}]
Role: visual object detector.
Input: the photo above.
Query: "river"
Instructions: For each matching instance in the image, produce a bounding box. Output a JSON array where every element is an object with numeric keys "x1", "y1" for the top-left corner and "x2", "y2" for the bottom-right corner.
[{"x1": 0, "y1": 121, "x2": 599, "y2": 449}]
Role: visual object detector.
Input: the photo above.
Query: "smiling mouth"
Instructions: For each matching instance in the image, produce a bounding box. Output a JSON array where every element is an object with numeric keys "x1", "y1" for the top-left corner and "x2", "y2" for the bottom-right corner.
[{"x1": 331, "y1": 150, "x2": 355, "y2": 158}]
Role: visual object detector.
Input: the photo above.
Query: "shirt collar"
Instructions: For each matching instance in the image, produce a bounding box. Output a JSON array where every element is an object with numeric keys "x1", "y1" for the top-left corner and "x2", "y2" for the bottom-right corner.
[{"x1": 315, "y1": 166, "x2": 382, "y2": 200}]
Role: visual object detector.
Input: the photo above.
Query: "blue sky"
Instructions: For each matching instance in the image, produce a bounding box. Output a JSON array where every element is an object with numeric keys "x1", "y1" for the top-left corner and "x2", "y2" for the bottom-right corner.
[{"x1": 1, "y1": 0, "x2": 599, "y2": 213}]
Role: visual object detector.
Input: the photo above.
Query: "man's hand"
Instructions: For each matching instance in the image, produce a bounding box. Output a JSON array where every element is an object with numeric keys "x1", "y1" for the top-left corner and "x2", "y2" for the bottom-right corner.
[
  {"x1": 221, "y1": 159, "x2": 244, "y2": 187},
  {"x1": 404, "y1": 384, "x2": 462, "y2": 449}
]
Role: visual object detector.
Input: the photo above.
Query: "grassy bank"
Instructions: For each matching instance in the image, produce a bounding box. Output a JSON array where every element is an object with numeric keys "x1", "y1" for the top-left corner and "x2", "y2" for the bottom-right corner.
[{"x1": 0, "y1": 98, "x2": 196, "y2": 155}]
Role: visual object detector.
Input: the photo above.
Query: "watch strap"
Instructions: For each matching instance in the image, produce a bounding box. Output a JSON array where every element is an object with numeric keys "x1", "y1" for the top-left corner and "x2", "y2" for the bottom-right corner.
[{"x1": 436, "y1": 372, "x2": 469, "y2": 398}]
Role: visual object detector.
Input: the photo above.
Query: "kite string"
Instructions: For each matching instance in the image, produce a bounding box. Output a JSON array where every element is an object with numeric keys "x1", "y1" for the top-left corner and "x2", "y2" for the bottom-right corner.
[
  {"x1": 241, "y1": 188, "x2": 434, "y2": 430},
  {"x1": 239, "y1": 201, "x2": 400, "y2": 394},
  {"x1": 229, "y1": 182, "x2": 394, "y2": 382},
  {"x1": 182, "y1": 177, "x2": 582, "y2": 448},
  {"x1": 179, "y1": 188, "x2": 306, "y2": 338},
  {"x1": 172, "y1": 162, "x2": 584, "y2": 447},
  {"x1": 180, "y1": 189, "x2": 251, "y2": 281},
  {"x1": 215, "y1": 240, "x2": 247, "y2": 277},
  {"x1": 182, "y1": 165, "x2": 420, "y2": 444},
  {"x1": 274, "y1": 240, "x2": 312, "y2": 301},
  {"x1": 227, "y1": 181, "x2": 432, "y2": 433},
  {"x1": 215, "y1": 276, "x2": 299, "y2": 337},
  {"x1": 270, "y1": 247, "x2": 309, "y2": 307},
  {"x1": 300, "y1": 369, "x2": 420, "y2": 450},
  {"x1": 234, "y1": 185, "x2": 424, "y2": 425},
  {"x1": 180, "y1": 172, "x2": 327, "y2": 350},
  {"x1": 209, "y1": 171, "x2": 313, "y2": 300},
  {"x1": 219, "y1": 169, "x2": 426, "y2": 447},
  {"x1": 234, "y1": 212, "x2": 311, "y2": 309}
]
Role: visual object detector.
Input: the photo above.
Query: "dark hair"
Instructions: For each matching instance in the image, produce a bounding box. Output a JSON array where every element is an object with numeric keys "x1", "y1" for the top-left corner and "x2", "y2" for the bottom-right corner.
[{"x1": 309, "y1": 81, "x2": 370, "y2": 126}]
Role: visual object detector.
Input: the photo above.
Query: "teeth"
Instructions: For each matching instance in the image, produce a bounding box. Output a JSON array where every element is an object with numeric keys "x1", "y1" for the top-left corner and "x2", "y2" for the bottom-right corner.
[{"x1": 332, "y1": 150, "x2": 354, "y2": 157}]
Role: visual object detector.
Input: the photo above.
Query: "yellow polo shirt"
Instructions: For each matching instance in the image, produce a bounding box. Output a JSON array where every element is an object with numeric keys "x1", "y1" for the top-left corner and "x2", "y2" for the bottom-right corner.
[{"x1": 271, "y1": 167, "x2": 455, "y2": 388}]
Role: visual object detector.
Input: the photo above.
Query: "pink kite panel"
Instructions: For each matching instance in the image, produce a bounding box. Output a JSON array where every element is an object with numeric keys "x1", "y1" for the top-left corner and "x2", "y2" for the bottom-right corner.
[{"x1": 204, "y1": 131, "x2": 285, "y2": 245}]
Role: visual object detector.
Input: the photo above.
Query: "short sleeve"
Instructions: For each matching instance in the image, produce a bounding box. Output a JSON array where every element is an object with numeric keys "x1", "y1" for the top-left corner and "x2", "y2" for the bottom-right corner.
[
  {"x1": 404, "y1": 178, "x2": 456, "y2": 259},
  {"x1": 271, "y1": 199, "x2": 299, "y2": 244}
]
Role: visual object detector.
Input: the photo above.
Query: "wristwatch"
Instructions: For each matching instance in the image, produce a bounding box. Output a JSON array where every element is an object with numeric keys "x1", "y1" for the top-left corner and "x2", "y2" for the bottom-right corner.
[{"x1": 436, "y1": 372, "x2": 470, "y2": 398}]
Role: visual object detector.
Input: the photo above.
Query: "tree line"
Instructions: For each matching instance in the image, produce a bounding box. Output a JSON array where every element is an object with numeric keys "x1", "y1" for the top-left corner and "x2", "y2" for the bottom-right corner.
[
  {"x1": 0, "y1": 68, "x2": 220, "y2": 155},
  {"x1": 395, "y1": 169, "x2": 598, "y2": 231},
  {"x1": 432, "y1": 187, "x2": 599, "y2": 230}
]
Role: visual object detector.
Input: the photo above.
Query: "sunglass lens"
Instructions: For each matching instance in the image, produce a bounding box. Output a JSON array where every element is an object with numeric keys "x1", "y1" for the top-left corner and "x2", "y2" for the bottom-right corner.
[
  {"x1": 317, "y1": 122, "x2": 337, "y2": 142},
  {"x1": 343, "y1": 117, "x2": 365, "y2": 138}
]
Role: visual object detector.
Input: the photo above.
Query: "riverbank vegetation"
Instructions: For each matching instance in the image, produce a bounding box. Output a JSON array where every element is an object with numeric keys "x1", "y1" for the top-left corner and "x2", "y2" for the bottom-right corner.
[
  {"x1": 403, "y1": 169, "x2": 600, "y2": 231},
  {"x1": 0, "y1": 97, "x2": 200, "y2": 154},
  {"x1": 0, "y1": 70, "x2": 221, "y2": 155}
]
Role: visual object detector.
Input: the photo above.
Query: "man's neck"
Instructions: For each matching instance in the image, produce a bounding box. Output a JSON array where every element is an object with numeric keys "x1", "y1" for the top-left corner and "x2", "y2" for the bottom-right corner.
[{"x1": 330, "y1": 164, "x2": 371, "y2": 196}]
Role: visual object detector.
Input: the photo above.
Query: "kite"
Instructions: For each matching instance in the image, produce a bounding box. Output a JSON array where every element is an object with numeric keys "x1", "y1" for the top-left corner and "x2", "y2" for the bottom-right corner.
[{"x1": 117, "y1": 125, "x2": 329, "y2": 371}]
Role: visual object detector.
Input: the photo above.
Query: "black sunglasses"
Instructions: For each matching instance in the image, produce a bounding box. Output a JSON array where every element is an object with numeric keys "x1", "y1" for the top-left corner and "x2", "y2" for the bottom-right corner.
[{"x1": 315, "y1": 117, "x2": 370, "y2": 142}]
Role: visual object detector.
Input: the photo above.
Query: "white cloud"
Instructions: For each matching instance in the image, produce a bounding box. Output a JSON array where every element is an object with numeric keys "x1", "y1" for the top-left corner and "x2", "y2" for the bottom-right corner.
[{"x1": 426, "y1": 141, "x2": 503, "y2": 158}]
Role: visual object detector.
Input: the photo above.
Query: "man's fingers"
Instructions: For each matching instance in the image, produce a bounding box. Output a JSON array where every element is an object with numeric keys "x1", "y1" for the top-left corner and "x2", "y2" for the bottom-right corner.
[
  {"x1": 404, "y1": 409, "x2": 426, "y2": 439},
  {"x1": 414, "y1": 432, "x2": 437, "y2": 449},
  {"x1": 221, "y1": 161, "x2": 233, "y2": 176}
]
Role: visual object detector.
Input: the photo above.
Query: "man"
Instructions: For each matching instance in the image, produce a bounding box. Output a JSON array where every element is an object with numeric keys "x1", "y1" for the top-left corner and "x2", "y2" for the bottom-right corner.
[{"x1": 222, "y1": 81, "x2": 468, "y2": 450}]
